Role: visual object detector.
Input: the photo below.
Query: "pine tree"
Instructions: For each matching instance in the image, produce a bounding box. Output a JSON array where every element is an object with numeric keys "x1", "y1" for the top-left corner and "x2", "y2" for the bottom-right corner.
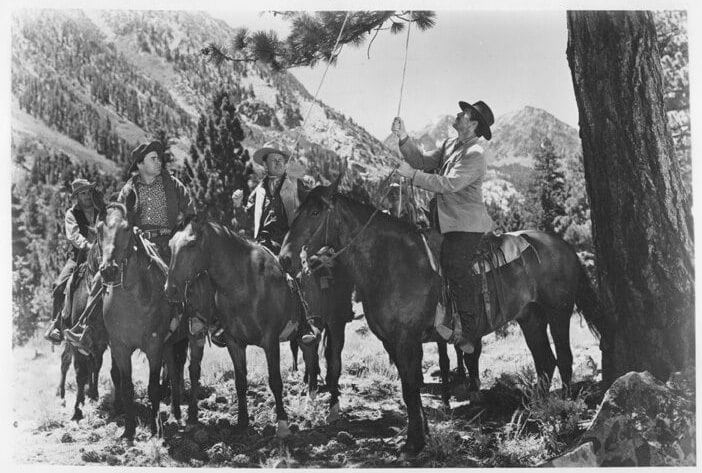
[
  {"x1": 186, "y1": 91, "x2": 250, "y2": 225},
  {"x1": 529, "y1": 138, "x2": 566, "y2": 234}
]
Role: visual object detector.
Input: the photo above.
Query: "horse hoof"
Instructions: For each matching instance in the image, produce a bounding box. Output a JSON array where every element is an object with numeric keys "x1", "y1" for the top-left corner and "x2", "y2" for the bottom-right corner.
[
  {"x1": 71, "y1": 410, "x2": 83, "y2": 422},
  {"x1": 277, "y1": 420, "x2": 291, "y2": 439},
  {"x1": 308, "y1": 389, "x2": 317, "y2": 402},
  {"x1": 400, "y1": 441, "x2": 424, "y2": 457},
  {"x1": 326, "y1": 403, "x2": 340, "y2": 423}
]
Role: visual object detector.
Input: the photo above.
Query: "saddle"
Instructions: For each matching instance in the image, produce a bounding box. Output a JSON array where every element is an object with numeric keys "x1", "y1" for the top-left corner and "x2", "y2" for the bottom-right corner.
[{"x1": 422, "y1": 230, "x2": 537, "y2": 342}]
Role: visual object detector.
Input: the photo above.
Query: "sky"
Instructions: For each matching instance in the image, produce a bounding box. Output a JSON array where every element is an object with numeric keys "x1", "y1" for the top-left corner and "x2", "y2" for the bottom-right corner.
[{"x1": 210, "y1": 9, "x2": 579, "y2": 140}]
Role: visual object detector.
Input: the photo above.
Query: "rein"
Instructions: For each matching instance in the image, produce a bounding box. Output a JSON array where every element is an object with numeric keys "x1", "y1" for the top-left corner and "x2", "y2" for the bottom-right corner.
[{"x1": 183, "y1": 269, "x2": 210, "y2": 308}]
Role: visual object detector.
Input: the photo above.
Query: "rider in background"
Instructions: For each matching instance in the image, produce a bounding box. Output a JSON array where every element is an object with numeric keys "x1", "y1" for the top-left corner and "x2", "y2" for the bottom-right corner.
[
  {"x1": 44, "y1": 178, "x2": 105, "y2": 344},
  {"x1": 392, "y1": 100, "x2": 495, "y2": 353},
  {"x1": 220, "y1": 141, "x2": 318, "y2": 346}
]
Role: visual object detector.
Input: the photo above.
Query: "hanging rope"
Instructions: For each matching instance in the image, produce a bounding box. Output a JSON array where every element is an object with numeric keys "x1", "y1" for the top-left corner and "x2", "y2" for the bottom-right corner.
[
  {"x1": 291, "y1": 11, "x2": 351, "y2": 155},
  {"x1": 396, "y1": 18, "x2": 412, "y2": 117},
  {"x1": 396, "y1": 17, "x2": 412, "y2": 217}
]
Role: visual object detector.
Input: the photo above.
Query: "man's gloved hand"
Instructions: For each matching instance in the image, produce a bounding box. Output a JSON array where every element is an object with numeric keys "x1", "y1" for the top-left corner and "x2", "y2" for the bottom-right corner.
[
  {"x1": 391, "y1": 117, "x2": 408, "y2": 140},
  {"x1": 396, "y1": 161, "x2": 416, "y2": 179}
]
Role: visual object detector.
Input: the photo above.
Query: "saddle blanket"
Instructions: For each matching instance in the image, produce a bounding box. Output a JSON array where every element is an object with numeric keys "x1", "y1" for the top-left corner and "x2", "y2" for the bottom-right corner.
[{"x1": 420, "y1": 231, "x2": 531, "y2": 275}]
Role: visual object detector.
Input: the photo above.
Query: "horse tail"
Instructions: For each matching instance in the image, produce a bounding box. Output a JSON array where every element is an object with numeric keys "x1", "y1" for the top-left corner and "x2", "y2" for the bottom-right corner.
[{"x1": 574, "y1": 259, "x2": 607, "y2": 341}]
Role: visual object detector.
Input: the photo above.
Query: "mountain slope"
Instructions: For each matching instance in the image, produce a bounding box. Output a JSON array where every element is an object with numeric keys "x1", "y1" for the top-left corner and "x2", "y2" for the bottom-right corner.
[{"x1": 11, "y1": 9, "x2": 395, "y2": 181}]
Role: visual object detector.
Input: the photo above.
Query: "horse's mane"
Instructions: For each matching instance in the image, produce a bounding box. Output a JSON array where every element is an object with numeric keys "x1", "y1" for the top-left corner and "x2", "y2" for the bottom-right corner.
[{"x1": 335, "y1": 192, "x2": 424, "y2": 237}]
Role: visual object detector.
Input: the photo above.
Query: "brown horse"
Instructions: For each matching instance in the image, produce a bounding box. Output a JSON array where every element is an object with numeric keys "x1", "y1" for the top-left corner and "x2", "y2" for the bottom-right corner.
[
  {"x1": 296, "y1": 249, "x2": 462, "y2": 421},
  {"x1": 164, "y1": 217, "x2": 316, "y2": 437},
  {"x1": 58, "y1": 242, "x2": 110, "y2": 421},
  {"x1": 279, "y1": 181, "x2": 607, "y2": 453},
  {"x1": 97, "y1": 203, "x2": 180, "y2": 439}
]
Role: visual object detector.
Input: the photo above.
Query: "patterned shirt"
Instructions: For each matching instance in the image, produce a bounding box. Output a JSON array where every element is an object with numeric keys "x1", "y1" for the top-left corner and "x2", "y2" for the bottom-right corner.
[{"x1": 136, "y1": 174, "x2": 169, "y2": 229}]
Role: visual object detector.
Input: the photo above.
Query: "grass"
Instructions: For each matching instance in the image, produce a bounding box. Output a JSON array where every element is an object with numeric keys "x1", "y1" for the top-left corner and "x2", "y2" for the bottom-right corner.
[{"x1": 13, "y1": 312, "x2": 602, "y2": 466}]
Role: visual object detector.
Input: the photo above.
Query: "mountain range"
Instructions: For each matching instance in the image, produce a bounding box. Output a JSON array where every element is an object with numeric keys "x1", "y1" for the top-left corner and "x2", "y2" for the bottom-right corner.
[{"x1": 11, "y1": 9, "x2": 582, "y2": 196}]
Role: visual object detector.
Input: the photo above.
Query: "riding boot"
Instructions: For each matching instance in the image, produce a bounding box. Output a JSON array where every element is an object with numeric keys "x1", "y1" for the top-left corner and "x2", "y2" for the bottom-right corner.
[
  {"x1": 456, "y1": 311, "x2": 477, "y2": 354},
  {"x1": 44, "y1": 316, "x2": 64, "y2": 344},
  {"x1": 209, "y1": 320, "x2": 228, "y2": 348}
]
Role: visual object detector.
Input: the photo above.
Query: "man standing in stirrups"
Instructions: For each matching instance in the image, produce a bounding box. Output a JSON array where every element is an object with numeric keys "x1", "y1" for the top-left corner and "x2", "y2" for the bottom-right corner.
[
  {"x1": 210, "y1": 140, "x2": 318, "y2": 347},
  {"x1": 65, "y1": 140, "x2": 195, "y2": 352},
  {"x1": 392, "y1": 100, "x2": 495, "y2": 353}
]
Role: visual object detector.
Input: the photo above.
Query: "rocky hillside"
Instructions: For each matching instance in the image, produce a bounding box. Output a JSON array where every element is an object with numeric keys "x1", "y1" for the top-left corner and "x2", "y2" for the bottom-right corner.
[{"x1": 11, "y1": 9, "x2": 395, "y2": 181}]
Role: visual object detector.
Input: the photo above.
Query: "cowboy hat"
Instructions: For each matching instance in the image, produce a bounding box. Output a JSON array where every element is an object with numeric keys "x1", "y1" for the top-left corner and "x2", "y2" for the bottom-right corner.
[
  {"x1": 252, "y1": 141, "x2": 290, "y2": 166},
  {"x1": 70, "y1": 178, "x2": 96, "y2": 197},
  {"x1": 458, "y1": 100, "x2": 495, "y2": 141},
  {"x1": 128, "y1": 140, "x2": 164, "y2": 174}
]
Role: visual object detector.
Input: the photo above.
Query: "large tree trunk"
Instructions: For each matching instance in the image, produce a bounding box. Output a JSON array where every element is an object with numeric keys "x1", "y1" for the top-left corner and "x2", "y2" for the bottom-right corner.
[{"x1": 566, "y1": 11, "x2": 694, "y2": 384}]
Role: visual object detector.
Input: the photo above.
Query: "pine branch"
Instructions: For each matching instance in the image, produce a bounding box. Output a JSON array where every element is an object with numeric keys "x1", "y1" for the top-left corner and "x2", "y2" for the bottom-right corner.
[{"x1": 203, "y1": 10, "x2": 435, "y2": 70}]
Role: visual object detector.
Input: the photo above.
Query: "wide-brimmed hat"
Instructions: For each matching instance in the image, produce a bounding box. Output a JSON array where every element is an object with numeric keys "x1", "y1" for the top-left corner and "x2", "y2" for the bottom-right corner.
[
  {"x1": 71, "y1": 178, "x2": 96, "y2": 197},
  {"x1": 128, "y1": 140, "x2": 164, "y2": 174},
  {"x1": 458, "y1": 100, "x2": 494, "y2": 141},
  {"x1": 252, "y1": 141, "x2": 290, "y2": 166}
]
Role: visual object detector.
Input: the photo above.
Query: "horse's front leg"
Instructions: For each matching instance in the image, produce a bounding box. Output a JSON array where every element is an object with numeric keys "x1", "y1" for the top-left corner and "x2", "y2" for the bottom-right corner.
[
  {"x1": 326, "y1": 320, "x2": 346, "y2": 422},
  {"x1": 187, "y1": 336, "x2": 205, "y2": 423},
  {"x1": 147, "y1": 348, "x2": 164, "y2": 436},
  {"x1": 263, "y1": 339, "x2": 290, "y2": 438},
  {"x1": 395, "y1": 338, "x2": 427, "y2": 454},
  {"x1": 112, "y1": 345, "x2": 135, "y2": 440},
  {"x1": 72, "y1": 353, "x2": 90, "y2": 421},
  {"x1": 58, "y1": 343, "x2": 72, "y2": 399},
  {"x1": 110, "y1": 352, "x2": 123, "y2": 414},
  {"x1": 225, "y1": 340, "x2": 249, "y2": 429},
  {"x1": 88, "y1": 350, "x2": 104, "y2": 401}
]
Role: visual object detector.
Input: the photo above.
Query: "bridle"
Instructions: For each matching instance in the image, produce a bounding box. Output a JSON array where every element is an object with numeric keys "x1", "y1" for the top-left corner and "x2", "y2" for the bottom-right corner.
[
  {"x1": 300, "y1": 179, "x2": 396, "y2": 274},
  {"x1": 100, "y1": 226, "x2": 137, "y2": 289},
  {"x1": 182, "y1": 268, "x2": 210, "y2": 309}
]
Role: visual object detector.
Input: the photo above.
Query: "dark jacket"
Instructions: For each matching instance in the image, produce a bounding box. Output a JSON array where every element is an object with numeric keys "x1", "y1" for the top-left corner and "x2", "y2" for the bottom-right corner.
[
  {"x1": 65, "y1": 203, "x2": 106, "y2": 260},
  {"x1": 117, "y1": 169, "x2": 196, "y2": 230}
]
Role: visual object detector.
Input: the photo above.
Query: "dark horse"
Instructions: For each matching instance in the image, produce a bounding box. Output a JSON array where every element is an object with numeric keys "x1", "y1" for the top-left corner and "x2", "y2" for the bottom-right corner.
[
  {"x1": 58, "y1": 242, "x2": 109, "y2": 421},
  {"x1": 164, "y1": 218, "x2": 317, "y2": 437},
  {"x1": 296, "y1": 247, "x2": 463, "y2": 420},
  {"x1": 97, "y1": 203, "x2": 181, "y2": 439},
  {"x1": 279, "y1": 180, "x2": 607, "y2": 453}
]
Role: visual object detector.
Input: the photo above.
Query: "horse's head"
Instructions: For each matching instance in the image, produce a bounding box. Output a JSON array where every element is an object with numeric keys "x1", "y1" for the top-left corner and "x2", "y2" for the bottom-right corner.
[
  {"x1": 297, "y1": 246, "x2": 335, "y2": 323},
  {"x1": 165, "y1": 215, "x2": 208, "y2": 302},
  {"x1": 99, "y1": 203, "x2": 134, "y2": 284},
  {"x1": 279, "y1": 174, "x2": 343, "y2": 275}
]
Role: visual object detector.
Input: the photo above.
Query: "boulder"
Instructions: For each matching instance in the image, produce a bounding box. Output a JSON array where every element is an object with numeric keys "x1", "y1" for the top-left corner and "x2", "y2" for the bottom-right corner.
[{"x1": 541, "y1": 371, "x2": 695, "y2": 467}]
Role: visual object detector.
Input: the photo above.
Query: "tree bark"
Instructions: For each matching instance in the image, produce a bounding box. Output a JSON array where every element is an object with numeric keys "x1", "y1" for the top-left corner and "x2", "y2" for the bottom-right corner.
[{"x1": 566, "y1": 11, "x2": 694, "y2": 384}]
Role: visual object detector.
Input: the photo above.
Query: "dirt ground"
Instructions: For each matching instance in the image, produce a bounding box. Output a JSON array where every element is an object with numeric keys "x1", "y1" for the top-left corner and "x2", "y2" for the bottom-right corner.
[{"x1": 12, "y1": 307, "x2": 603, "y2": 467}]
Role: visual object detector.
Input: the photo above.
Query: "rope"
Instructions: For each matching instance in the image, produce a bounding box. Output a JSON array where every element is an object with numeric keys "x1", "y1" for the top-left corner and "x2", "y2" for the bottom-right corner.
[
  {"x1": 396, "y1": 18, "x2": 412, "y2": 117},
  {"x1": 395, "y1": 18, "x2": 412, "y2": 218},
  {"x1": 291, "y1": 11, "x2": 351, "y2": 155}
]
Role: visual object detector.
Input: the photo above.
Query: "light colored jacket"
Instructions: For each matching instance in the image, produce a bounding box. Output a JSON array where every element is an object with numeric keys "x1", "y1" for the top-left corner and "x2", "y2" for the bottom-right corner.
[
  {"x1": 247, "y1": 174, "x2": 303, "y2": 239},
  {"x1": 400, "y1": 136, "x2": 494, "y2": 233}
]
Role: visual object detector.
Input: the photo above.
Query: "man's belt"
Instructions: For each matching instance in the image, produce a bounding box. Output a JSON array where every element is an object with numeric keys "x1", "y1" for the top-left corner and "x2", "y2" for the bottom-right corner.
[{"x1": 141, "y1": 228, "x2": 171, "y2": 239}]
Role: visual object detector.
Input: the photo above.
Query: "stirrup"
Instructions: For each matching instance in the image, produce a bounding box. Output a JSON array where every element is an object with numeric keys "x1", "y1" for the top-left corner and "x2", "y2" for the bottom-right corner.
[
  {"x1": 300, "y1": 325, "x2": 320, "y2": 346},
  {"x1": 210, "y1": 328, "x2": 228, "y2": 348}
]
